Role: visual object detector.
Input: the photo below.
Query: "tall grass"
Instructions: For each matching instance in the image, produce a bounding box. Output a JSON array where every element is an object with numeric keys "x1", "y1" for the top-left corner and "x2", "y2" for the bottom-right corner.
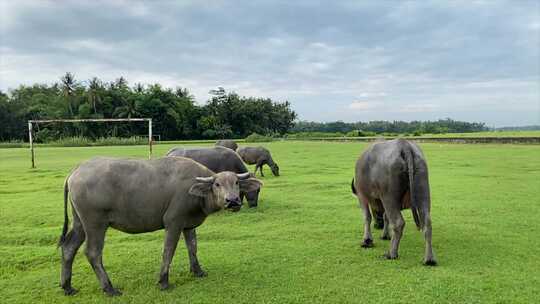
[
  {"x1": 47, "y1": 136, "x2": 148, "y2": 147},
  {"x1": 0, "y1": 140, "x2": 26, "y2": 148},
  {"x1": 0, "y1": 136, "x2": 149, "y2": 148},
  {"x1": 245, "y1": 133, "x2": 274, "y2": 142}
]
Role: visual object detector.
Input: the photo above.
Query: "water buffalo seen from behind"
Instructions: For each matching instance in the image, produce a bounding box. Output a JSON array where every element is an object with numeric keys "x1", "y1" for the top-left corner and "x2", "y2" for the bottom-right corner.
[{"x1": 351, "y1": 139, "x2": 436, "y2": 265}]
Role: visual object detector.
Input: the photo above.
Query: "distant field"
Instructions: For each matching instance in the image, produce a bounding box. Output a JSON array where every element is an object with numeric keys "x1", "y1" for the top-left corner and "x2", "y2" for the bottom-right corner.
[
  {"x1": 289, "y1": 130, "x2": 540, "y2": 140},
  {"x1": 417, "y1": 130, "x2": 540, "y2": 137},
  {"x1": 2, "y1": 130, "x2": 539, "y2": 149},
  {"x1": 1, "y1": 141, "x2": 539, "y2": 303}
]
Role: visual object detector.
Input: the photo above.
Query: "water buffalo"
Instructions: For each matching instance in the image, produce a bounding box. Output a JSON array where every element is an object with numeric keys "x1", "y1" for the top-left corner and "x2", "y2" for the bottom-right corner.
[
  {"x1": 166, "y1": 146, "x2": 262, "y2": 207},
  {"x1": 215, "y1": 139, "x2": 238, "y2": 151},
  {"x1": 351, "y1": 139, "x2": 436, "y2": 265},
  {"x1": 58, "y1": 157, "x2": 262, "y2": 296},
  {"x1": 237, "y1": 146, "x2": 279, "y2": 177}
]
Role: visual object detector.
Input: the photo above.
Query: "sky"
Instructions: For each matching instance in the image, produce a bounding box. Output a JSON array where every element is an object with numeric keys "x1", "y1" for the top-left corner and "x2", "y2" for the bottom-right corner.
[{"x1": 1, "y1": 0, "x2": 539, "y2": 127}]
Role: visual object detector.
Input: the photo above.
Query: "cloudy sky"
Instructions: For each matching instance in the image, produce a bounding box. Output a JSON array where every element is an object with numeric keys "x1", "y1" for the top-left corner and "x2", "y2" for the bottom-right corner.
[{"x1": 1, "y1": 0, "x2": 539, "y2": 126}]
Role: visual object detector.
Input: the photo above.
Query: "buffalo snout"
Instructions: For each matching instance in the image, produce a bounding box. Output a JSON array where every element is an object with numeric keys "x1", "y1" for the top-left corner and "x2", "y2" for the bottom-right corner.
[
  {"x1": 225, "y1": 196, "x2": 242, "y2": 211},
  {"x1": 245, "y1": 189, "x2": 260, "y2": 208}
]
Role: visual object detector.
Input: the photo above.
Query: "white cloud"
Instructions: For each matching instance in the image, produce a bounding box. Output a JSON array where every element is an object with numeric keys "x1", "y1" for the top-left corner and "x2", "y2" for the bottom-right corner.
[
  {"x1": 397, "y1": 104, "x2": 439, "y2": 113},
  {"x1": 348, "y1": 101, "x2": 382, "y2": 111},
  {"x1": 358, "y1": 92, "x2": 387, "y2": 98},
  {"x1": 59, "y1": 39, "x2": 115, "y2": 53}
]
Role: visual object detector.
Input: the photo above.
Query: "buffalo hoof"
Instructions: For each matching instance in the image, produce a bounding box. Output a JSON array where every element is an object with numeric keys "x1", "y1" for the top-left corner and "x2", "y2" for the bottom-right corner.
[
  {"x1": 361, "y1": 238, "x2": 374, "y2": 248},
  {"x1": 380, "y1": 235, "x2": 391, "y2": 240},
  {"x1": 192, "y1": 270, "x2": 207, "y2": 278},
  {"x1": 159, "y1": 282, "x2": 171, "y2": 290},
  {"x1": 104, "y1": 287, "x2": 122, "y2": 297},
  {"x1": 63, "y1": 287, "x2": 78, "y2": 296},
  {"x1": 383, "y1": 252, "x2": 398, "y2": 260},
  {"x1": 423, "y1": 259, "x2": 437, "y2": 266}
]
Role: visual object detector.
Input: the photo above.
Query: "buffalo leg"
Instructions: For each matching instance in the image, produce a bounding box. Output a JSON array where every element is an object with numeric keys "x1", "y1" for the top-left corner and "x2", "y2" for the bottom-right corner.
[
  {"x1": 357, "y1": 193, "x2": 373, "y2": 248},
  {"x1": 423, "y1": 212, "x2": 437, "y2": 266},
  {"x1": 183, "y1": 228, "x2": 206, "y2": 277},
  {"x1": 84, "y1": 224, "x2": 120, "y2": 296},
  {"x1": 256, "y1": 160, "x2": 265, "y2": 177},
  {"x1": 373, "y1": 209, "x2": 385, "y2": 229},
  {"x1": 381, "y1": 213, "x2": 391, "y2": 240},
  {"x1": 60, "y1": 213, "x2": 86, "y2": 295},
  {"x1": 158, "y1": 227, "x2": 181, "y2": 290},
  {"x1": 240, "y1": 191, "x2": 246, "y2": 203},
  {"x1": 381, "y1": 197, "x2": 405, "y2": 259}
]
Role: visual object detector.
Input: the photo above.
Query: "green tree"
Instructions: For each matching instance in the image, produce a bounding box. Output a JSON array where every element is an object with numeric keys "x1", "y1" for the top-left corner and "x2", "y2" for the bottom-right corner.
[
  {"x1": 60, "y1": 72, "x2": 77, "y2": 117},
  {"x1": 86, "y1": 77, "x2": 103, "y2": 115},
  {"x1": 114, "y1": 97, "x2": 139, "y2": 119}
]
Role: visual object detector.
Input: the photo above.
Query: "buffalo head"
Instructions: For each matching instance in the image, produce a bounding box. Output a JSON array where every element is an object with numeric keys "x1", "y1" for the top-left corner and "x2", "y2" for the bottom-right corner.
[{"x1": 189, "y1": 172, "x2": 262, "y2": 212}]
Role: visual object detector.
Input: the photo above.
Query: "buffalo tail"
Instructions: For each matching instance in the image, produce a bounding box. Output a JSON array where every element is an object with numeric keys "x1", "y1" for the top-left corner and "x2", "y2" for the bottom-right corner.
[
  {"x1": 403, "y1": 143, "x2": 424, "y2": 230},
  {"x1": 58, "y1": 177, "x2": 69, "y2": 247}
]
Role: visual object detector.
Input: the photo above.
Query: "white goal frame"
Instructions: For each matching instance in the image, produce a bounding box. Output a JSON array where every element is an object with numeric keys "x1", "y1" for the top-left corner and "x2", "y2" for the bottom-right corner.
[{"x1": 28, "y1": 118, "x2": 153, "y2": 168}]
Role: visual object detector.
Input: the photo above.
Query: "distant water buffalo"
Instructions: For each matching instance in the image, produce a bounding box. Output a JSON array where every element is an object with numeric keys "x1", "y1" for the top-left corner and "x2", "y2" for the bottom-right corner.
[
  {"x1": 237, "y1": 146, "x2": 279, "y2": 177},
  {"x1": 351, "y1": 139, "x2": 436, "y2": 265},
  {"x1": 166, "y1": 146, "x2": 262, "y2": 207},
  {"x1": 215, "y1": 139, "x2": 238, "y2": 151},
  {"x1": 59, "y1": 157, "x2": 261, "y2": 296}
]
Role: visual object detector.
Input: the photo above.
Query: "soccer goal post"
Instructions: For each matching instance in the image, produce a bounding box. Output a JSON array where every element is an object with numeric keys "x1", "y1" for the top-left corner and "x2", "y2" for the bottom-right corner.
[{"x1": 27, "y1": 118, "x2": 153, "y2": 168}]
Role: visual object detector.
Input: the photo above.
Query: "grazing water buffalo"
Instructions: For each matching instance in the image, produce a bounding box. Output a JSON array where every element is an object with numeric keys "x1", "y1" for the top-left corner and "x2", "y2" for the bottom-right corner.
[
  {"x1": 166, "y1": 146, "x2": 262, "y2": 207},
  {"x1": 237, "y1": 146, "x2": 279, "y2": 177},
  {"x1": 215, "y1": 139, "x2": 238, "y2": 151},
  {"x1": 351, "y1": 139, "x2": 436, "y2": 265},
  {"x1": 58, "y1": 157, "x2": 262, "y2": 296}
]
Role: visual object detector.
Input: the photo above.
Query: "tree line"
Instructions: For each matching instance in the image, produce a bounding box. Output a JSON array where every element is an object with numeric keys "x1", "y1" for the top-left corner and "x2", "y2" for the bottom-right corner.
[
  {"x1": 0, "y1": 73, "x2": 297, "y2": 142},
  {"x1": 0, "y1": 73, "x2": 489, "y2": 142},
  {"x1": 292, "y1": 119, "x2": 488, "y2": 135}
]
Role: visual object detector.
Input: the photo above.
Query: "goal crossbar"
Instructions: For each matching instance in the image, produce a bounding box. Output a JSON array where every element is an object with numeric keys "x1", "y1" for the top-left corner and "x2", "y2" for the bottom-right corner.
[{"x1": 28, "y1": 118, "x2": 153, "y2": 168}]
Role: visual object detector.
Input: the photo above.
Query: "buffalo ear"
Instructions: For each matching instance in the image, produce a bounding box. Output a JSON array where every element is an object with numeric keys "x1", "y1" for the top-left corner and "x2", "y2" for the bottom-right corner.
[
  {"x1": 189, "y1": 182, "x2": 213, "y2": 197},
  {"x1": 239, "y1": 178, "x2": 262, "y2": 193}
]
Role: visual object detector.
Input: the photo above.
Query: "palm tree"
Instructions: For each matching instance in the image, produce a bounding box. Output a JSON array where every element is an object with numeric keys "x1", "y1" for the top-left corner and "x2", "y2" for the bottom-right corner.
[
  {"x1": 60, "y1": 72, "x2": 76, "y2": 116},
  {"x1": 134, "y1": 83, "x2": 145, "y2": 94},
  {"x1": 175, "y1": 87, "x2": 191, "y2": 98},
  {"x1": 114, "y1": 97, "x2": 139, "y2": 119},
  {"x1": 114, "y1": 77, "x2": 128, "y2": 90},
  {"x1": 87, "y1": 77, "x2": 102, "y2": 114}
]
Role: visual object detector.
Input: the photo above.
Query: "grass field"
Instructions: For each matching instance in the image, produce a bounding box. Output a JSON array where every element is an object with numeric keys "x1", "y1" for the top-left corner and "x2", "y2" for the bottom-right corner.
[
  {"x1": 1, "y1": 141, "x2": 539, "y2": 303},
  {"x1": 417, "y1": 130, "x2": 540, "y2": 138}
]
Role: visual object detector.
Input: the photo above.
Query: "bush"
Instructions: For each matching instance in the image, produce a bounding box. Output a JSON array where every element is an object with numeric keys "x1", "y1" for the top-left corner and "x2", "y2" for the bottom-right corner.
[
  {"x1": 0, "y1": 140, "x2": 26, "y2": 148},
  {"x1": 346, "y1": 130, "x2": 377, "y2": 137},
  {"x1": 413, "y1": 130, "x2": 422, "y2": 136},
  {"x1": 35, "y1": 128, "x2": 57, "y2": 143},
  {"x1": 286, "y1": 132, "x2": 344, "y2": 139},
  {"x1": 245, "y1": 133, "x2": 274, "y2": 142},
  {"x1": 345, "y1": 130, "x2": 359, "y2": 137}
]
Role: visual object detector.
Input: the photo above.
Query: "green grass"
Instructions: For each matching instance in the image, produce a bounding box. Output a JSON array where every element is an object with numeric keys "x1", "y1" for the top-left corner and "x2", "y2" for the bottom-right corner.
[
  {"x1": 286, "y1": 130, "x2": 540, "y2": 141},
  {"x1": 417, "y1": 130, "x2": 540, "y2": 138},
  {"x1": 1, "y1": 141, "x2": 539, "y2": 303}
]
